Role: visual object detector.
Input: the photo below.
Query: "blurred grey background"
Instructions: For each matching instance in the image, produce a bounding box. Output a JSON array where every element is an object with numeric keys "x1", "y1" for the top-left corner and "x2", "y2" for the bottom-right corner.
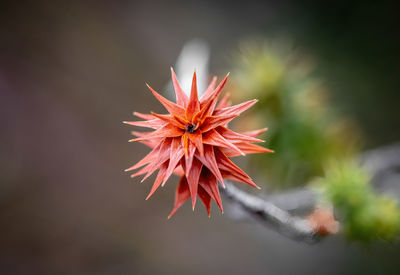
[{"x1": 1, "y1": 0, "x2": 400, "y2": 274}]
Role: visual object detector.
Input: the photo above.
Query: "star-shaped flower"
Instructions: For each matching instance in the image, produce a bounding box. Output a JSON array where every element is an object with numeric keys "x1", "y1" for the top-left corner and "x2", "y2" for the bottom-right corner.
[{"x1": 124, "y1": 68, "x2": 273, "y2": 217}]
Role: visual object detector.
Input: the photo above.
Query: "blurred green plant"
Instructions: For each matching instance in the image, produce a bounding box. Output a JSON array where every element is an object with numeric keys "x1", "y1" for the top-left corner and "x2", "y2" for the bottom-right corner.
[
  {"x1": 229, "y1": 39, "x2": 400, "y2": 242},
  {"x1": 317, "y1": 160, "x2": 400, "y2": 242},
  {"x1": 231, "y1": 40, "x2": 360, "y2": 187}
]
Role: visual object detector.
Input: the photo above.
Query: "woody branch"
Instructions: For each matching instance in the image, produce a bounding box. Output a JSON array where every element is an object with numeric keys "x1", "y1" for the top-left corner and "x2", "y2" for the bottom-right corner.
[{"x1": 221, "y1": 143, "x2": 400, "y2": 243}]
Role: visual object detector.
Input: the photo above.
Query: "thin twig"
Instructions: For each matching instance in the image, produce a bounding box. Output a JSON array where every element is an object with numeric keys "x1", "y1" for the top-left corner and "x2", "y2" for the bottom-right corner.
[
  {"x1": 221, "y1": 183, "x2": 320, "y2": 243},
  {"x1": 221, "y1": 143, "x2": 400, "y2": 243}
]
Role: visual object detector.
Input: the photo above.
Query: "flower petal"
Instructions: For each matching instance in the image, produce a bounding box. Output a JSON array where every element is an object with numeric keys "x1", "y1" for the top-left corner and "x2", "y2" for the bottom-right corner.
[
  {"x1": 125, "y1": 140, "x2": 163, "y2": 172},
  {"x1": 133, "y1": 112, "x2": 155, "y2": 120},
  {"x1": 151, "y1": 112, "x2": 186, "y2": 129},
  {"x1": 195, "y1": 145, "x2": 225, "y2": 188},
  {"x1": 213, "y1": 99, "x2": 257, "y2": 117},
  {"x1": 187, "y1": 131, "x2": 204, "y2": 156},
  {"x1": 215, "y1": 148, "x2": 260, "y2": 189},
  {"x1": 130, "y1": 131, "x2": 159, "y2": 148},
  {"x1": 185, "y1": 158, "x2": 203, "y2": 209},
  {"x1": 140, "y1": 138, "x2": 173, "y2": 182},
  {"x1": 216, "y1": 93, "x2": 231, "y2": 109},
  {"x1": 184, "y1": 142, "x2": 196, "y2": 176},
  {"x1": 129, "y1": 124, "x2": 183, "y2": 142},
  {"x1": 202, "y1": 129, "x2": 244, "y2": 156},
  {"x1": 200, "y1": 76, "x2": 217, "y2": 103},
  {"x1": 162, "y1": 138, "x2": 185, "y2": 186},
  {"x1": 198, "y1": 74, "x2": 230, "y2": 119},
  {"x1": 186, "y1": 72, "x2": 200, "y2": 121},
  {"x1": 171, "y1": 67, "x2": 189, "y2": 107},
  {"x1": 198, "y1": 185, "x2": 211, "y2": 217},
  {"x1": 200, "y1": 73, "x2": 229, "y2": 107},
  {"x1": 199, "y1": 169, "x2": 223, "y2": 213},
  {"x1": 130, "y1": 162, "x2": 152, "y2": 178},
  {"x1": 200, "y1": 114, "x2": 238, "y2": 133},
  {"x1": 146, "y1": 161, "x2": 169, "y2": 200},
  {"x1": 241, "y1": 128, "x2": 268, "y2": 138},
  {"x1": 221, "y1": 142, "x2": 274, "y2": 157},
  {"x1": 173, "y1": 165, "x2": 185, "y2": 177},
  {"x1": 181, "y1": 158, "x2": 203, "y2": 210},
  {"x1": 123, "y1": 119, "x2": 165, "y2": 129},
  {"x1": 146, "y1": 83, "x2": 186, "y2": 117},
  {"x1": 217, "y1": 126, "x2": 264, "y2": 143},
  {"x1": 168, "y1": 177, "x2": 191, "y2": 219}
]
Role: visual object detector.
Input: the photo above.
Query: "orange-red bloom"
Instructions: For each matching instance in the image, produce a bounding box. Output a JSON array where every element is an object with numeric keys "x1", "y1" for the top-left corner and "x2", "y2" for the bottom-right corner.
[{"x1": 124, "y1": 68, "x2": 272, "y2": 218}]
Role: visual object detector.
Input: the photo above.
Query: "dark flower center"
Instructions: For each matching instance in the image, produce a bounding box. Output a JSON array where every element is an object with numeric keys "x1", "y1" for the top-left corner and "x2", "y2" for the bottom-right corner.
[{"x1": 186, "y1": 123, "x2": 196, "y2": 133}]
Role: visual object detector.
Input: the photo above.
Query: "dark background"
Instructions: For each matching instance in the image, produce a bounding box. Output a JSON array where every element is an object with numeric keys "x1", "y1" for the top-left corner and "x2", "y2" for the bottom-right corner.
[{"x1": 1, "y1": 1, "x2": 400, "y2": 274}]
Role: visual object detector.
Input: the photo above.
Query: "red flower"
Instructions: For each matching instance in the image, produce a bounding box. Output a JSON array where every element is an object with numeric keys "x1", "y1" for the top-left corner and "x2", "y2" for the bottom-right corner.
[{"x1": 124, "y1": 68, "x2": 272, "y2": 218}]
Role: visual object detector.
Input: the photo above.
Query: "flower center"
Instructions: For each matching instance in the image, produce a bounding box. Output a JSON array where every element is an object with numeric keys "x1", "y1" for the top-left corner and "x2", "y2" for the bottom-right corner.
[{"x1": 186, "y1": 123, "x2": 196, "y2": 134}]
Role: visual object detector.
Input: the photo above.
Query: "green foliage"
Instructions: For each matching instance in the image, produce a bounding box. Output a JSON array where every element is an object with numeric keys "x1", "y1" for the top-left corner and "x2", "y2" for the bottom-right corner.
[{"x1": 318, "y1": 160, "x2": 400, "y2": 242}]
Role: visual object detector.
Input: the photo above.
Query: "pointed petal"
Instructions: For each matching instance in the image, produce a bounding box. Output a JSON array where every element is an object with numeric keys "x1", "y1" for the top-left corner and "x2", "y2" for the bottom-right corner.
[
  {"x1": 173, "y1": 114, "x2": 189, "y2": 126},
  {"x1": 140, "y1": 138, "x2": 173, "y2": 182},
  {"x1": 213, "y1": 99, "x2": 257, "y2": 117},
  {"x1": 146, "y1": 83, "x2": 186, "y2": 117},
  {"x1": 133, "y1": 112, "x2": 155, "y2": 120},
  {"x1": 131, "y1": 131, "x2": 159, "y2": 148},
  {"x1": 171, "y1": 67, "x2": 189, "y2": 107},
  {"x1": 130, "y1": 162, "x2": 152, "y2": 178},
  {"x1": 192, "y1": 100, "x2": 212, "y2": 126},
  {"x1": 222, "y1": 169, "x2": 259, "y2": 188},
  {"x1": 130, "y1": 131, "x2": 147, "y2": 138},
  {"x1": 186, "y1": 72, "x2": 200, "y2": 121},
  {"x1": 198, "y1": 185, "x2": 211, "y2": 217},
  {"x1": 241, "y1": 128, "x2": 268, "y2": 138},
  {"x1": 163, "y1": 138, "x2": 185, "y2": 186},
  {"x1": 136, "y1": 140, "x2": 157, "y2": 148},
  {"x1": 187, "y1": 131, "x2": 204, "y2": 156},
  {"x1": 151, "y1": 112, "x2": 186, "y2": 129},
  {"x1": 214, "y1": 148, "x2": 259, "y2": 189},
  {"x1": 199, "y1": 169, "x2": 223, "y2": 213},
  {"x1": 173, "y1": 165, "x2": 185, "y2": 177},
  {"x1": 181, "y1": 132, "x2": 189, "y2": 157},
  {"x1": 217, "y1": 126, "x2": 264, "y2": 143},
  {"x1": 168, "y1": 177, "x2": 191, "y2": 219},
  {"x1": 186, "y1": 158, "x2": 202, "y2": 209},
  {"x1": 123, "y1": 119, "x2": 165, "y2": 129},
  {"x1": 216, "y1": 93, "x2": 231, "y2": 109},
  {"x1": 200, "y1": 73, "x2": 229, "y2": 106},
  {"x1": 129, "y1": 124, "x2": 183, "y2": 142},
  {"x1": 192, "y1": 89, "x2": 219, "y2": 126},
  {"x1": 125, "y1": 140, "x2": 163, "y2": 171},
  {"x1": 200, "y1": 114, "x2": 238, "y2": 133},
  {"x1": 221, "y1": 142, "x2": 274, "y2": 157},
  {"x1": 202, "y1": 129, "x2": 244, "y2": 156},
  {"x1": 184, "y1": 142, "x2": 196, "y2": 176},
  {"x1": 195, "y1": 145, "x2": 225, "y2": 188},
  {"x1": 200, "y1": 76, "x2": 217, "y2": 103},
  {"x1": 198, "y1": 74, "x2": 230, "y2": 119},
  {"x1": 146, "y1": 161, "x2": 169, "y2": 200}
]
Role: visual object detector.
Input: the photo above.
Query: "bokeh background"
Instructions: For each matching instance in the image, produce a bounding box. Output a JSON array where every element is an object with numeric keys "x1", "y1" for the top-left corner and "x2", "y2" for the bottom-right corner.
[{"x1": 1, "y1": 1, "x2": 400, "y2": 274}]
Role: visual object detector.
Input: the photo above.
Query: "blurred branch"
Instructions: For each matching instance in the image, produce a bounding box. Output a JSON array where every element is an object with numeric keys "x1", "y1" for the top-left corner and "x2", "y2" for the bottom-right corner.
[
  {"x1": 263, "y1": 187, "x2": 318, "y2": 215},
  {"x1": 221, "y1": 183, "x2": 320, "y2": 243},
  {"x1": 222, "y1": 143, "x2": 400, "y2": 243}
]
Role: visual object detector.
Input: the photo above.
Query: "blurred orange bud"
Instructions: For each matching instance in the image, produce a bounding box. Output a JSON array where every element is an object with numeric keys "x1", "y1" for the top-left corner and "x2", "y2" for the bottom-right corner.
[{"x1": 307, "y1": 207, "x2": 339, "y2": 236}]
